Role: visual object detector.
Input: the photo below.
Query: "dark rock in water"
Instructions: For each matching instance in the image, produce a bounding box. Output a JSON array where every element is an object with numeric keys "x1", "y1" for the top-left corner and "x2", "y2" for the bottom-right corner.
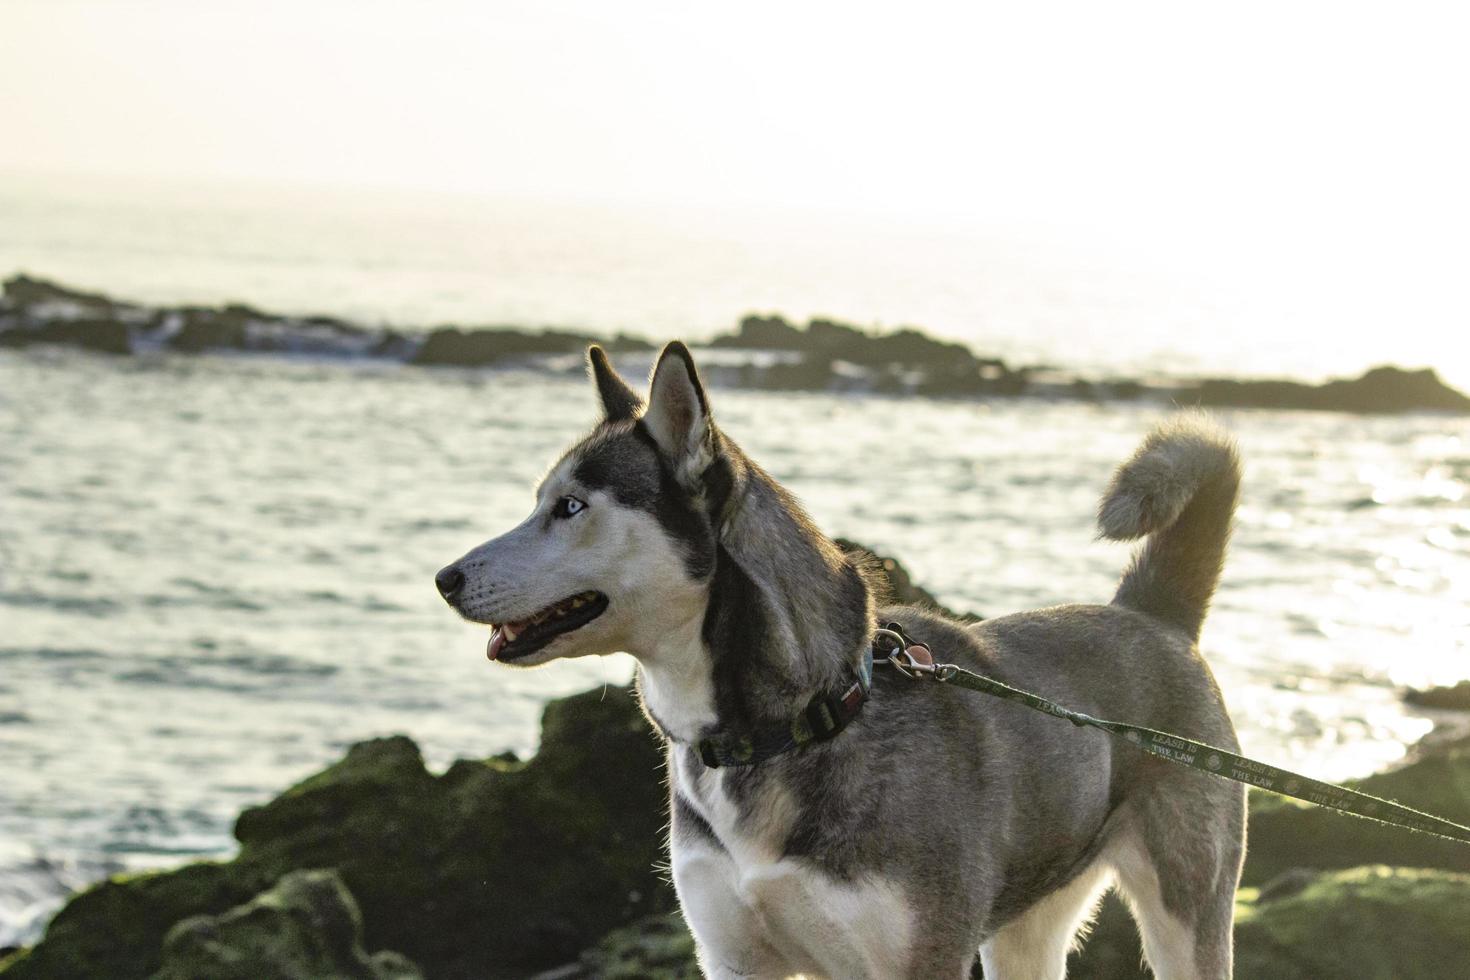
[
  {"x1": 862, "y1": 327, "x2": 977, "y2": 369},
  {"x1": 605, "y1": 332, "x2": 657, "y2": 353},
  {"x1": 805, "y1": 317, "x2": 866, "y2": 353},
  {"x1": 835, "y1": 538, "x2": 980, "y2": 621},
  {"x1": 1406, "y1": 681, "x2": 1470, "y2": 712},
  {"x1": 170, "y1": 309, "x2": 250, "y2": 352},
  {"x1": 708, "y1": 314, "x2": 807, "y2": 350},
  {"x1": 411, "y1": 327, "x2": 591, "y2": 366},
  {"x1": 1319, "y1": 366, "x2": 1470, "y2": 412},
  {"x1": 4, "y1": 274, "x2": 1467, "y2": 417},
  {"x1": 2, "y1": 275, "x2": 117, "y2": 314},
  {"x1": 1104, "y1": 378, "x2": 1146, "y2": 401},
  {"x1": 0, "y1": 318, "x2": 132, "y2": 355},
  {"x1": 154, "y1": 870, "x2": 421, "y2": 980},
  {"x1": 1189, "y1": 366, "x2": 1470, "y2": 414},
  {"x1": 742, "y1": 354, "x2": 837, "y2": 391},
  {"x1": 712, "y1": 314, "x2": 981, "y2": 375}
]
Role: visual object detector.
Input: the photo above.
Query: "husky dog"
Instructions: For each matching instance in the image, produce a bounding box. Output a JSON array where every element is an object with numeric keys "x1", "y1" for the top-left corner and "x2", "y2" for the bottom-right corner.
[{"x1": 436, "y1": 342, "x2": 1246, "y2": 979}]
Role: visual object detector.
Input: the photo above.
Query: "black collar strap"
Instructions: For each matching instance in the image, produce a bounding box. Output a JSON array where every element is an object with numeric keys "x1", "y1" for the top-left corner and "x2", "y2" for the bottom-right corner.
[{"x1": 695, "y1": 649, "x2": 874, "y2": 769}]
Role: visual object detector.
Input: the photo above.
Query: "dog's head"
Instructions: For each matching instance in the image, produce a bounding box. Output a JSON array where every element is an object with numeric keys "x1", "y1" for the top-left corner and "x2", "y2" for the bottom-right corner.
[{"x1": 435, "y1": 342, "x2": 727, "y2": 666}]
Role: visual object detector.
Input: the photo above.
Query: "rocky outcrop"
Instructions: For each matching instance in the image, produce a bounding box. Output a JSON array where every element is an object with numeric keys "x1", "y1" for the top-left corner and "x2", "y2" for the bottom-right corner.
[
  {"x1": 1186, "y1": 365, "x2": 1470, "y2": 414},
  {"x1": 1231, "y1": 866, "x2": 1470, "y2": 980},
  {"x1": 1406, "y1": 681, "x2": 1470, "y2": 712},
  {"x1": 5, "y1": 274, "x2": 1469, "y2": 415},
  {"x1": 168, "y1": 308, "x2": 251, "y2": 352},
  {"x1": 153, "y1": 870, "x2": 422, "y2": 980},
  {"x1": 1, "y1": 687, "x2": 672, "y2": 980},
  {"x1": 2, "y1": 276, "x2": 120, "y2": 315},
  {"x1": 0, "y1": 318, "x2": 132, "y2": 355},
  {"x1": 835, "y1": 538, "x2": 979, "y2": 621},
  {"x1": 410, "y1": 327, "x2": 653, "y2": 367},
  {"x1": 1242, "y1": 732, "x2": 1470, "y2": 886},
  {"x1": 412, "y1": 328, "x2": 580, "y2": 366}
]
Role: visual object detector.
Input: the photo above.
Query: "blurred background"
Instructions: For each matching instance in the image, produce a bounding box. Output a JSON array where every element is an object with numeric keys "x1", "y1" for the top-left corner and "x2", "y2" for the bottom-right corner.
[{"x1": 2, "y1": 0, "x2": 1468, "y2": 966}]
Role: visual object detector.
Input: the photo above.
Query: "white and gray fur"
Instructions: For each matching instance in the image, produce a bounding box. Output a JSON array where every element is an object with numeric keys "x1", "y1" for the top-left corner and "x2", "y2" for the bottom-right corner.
[{"x1": 438, "y1": 343, "x2": 1247, "y2": 979}]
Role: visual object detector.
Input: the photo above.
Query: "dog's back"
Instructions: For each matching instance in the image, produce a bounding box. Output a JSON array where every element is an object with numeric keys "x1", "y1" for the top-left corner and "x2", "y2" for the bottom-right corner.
[{"x1": 858, "y1": 413, "x2": 1247, "y2": 977}]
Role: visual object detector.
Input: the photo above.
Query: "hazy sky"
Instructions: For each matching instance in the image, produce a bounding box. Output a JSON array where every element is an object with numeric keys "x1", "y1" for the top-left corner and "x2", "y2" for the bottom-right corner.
[{"x1": 4, "y1": 1, "x2": 1469, "y2": 360}]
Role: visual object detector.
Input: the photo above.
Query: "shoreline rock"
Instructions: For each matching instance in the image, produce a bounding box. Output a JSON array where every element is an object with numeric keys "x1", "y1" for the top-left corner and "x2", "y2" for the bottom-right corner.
[
  {"x1": 1406, "y1": 681, "x2": 1470, "y2": 713},
  {"x1": 5, "y1": 274, "x2": 1469, "y2": 415},
  {"x1": 154, "y1": 870, "x2": 422, "y2": 980},
  {"x1": 0, "y1": 689, "x2": 673, "y2": 980}
]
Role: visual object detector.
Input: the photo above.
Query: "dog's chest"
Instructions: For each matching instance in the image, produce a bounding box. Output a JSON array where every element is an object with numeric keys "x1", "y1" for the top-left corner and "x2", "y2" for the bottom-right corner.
[
  {"x1": 669, "y1": 754, "x2": 915, "y2": 976},
  {"x1": 676, "y1": 753, "x2": 796, "y2": 869}
]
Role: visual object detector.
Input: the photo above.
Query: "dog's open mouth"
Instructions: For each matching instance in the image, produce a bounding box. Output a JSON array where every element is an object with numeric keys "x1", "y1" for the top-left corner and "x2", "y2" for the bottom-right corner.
[{"x1": 487, "y1": 591, "x2": 608, "y2": 661}]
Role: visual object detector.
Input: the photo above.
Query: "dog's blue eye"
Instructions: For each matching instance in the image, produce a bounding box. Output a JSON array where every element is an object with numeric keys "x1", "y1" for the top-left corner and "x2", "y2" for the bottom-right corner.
[{"x1": 552, "y1": 496, "x2": 587, "y2": 519}]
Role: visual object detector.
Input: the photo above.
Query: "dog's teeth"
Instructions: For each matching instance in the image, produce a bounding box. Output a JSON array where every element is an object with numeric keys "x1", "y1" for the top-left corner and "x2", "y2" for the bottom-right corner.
[{"x1": 503, "y1": 625, "x2": 519, "y2": 641}]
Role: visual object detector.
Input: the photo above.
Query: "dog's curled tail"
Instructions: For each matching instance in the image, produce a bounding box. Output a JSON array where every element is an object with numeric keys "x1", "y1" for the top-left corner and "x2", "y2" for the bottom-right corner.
[{"x1": 1099, "y1": 413, "x2": 1241, "y2": 641}]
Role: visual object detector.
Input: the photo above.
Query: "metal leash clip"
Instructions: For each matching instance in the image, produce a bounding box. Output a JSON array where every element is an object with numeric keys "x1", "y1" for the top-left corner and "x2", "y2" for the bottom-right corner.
[{"x1": 874, "y1": 627, "x2": 940, "y2": 679}]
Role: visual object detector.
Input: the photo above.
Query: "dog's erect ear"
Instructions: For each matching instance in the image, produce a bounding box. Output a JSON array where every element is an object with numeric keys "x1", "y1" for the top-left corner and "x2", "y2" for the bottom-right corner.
[
  {"x1": 587, "y1": 345, "x2": 643, "y2": 422},
  {"x1": 644, "y1": 342, "x2": 713, "y2": 473}
]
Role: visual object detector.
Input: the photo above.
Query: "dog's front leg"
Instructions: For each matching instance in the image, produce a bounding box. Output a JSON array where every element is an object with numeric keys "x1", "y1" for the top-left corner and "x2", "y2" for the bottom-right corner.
[{"x1": 672, "y1": 836, "x2": 796, "y2": 979}]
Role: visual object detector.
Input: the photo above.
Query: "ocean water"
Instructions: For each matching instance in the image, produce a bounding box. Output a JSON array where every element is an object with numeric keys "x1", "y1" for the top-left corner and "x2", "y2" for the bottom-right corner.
[
  {"x1": 2, "y1": 347, "x2": 1468, "y2": 945},
  {"x1": 3, "y1": 172, "x2": 1469, "y2": 391},
  {"x1": 1, "y1": 176, "x2": 1469, "y2": 947}
]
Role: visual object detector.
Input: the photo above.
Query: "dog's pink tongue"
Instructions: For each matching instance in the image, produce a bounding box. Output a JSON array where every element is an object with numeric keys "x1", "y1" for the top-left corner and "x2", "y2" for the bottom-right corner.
[{"x1": 486, "y1": 627, "x2": 507, "y2": 661}]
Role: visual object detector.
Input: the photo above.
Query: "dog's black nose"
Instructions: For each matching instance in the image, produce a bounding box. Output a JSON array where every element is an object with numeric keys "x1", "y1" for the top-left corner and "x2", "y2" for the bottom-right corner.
[{"x1": 435, "y1": 566, "x2": 465, "y2": 601}]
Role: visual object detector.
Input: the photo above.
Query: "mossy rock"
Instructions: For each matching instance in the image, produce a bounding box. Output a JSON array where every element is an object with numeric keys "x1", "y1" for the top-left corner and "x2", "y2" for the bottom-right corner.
[
  {"x1": 835, "y1": 538, "x2": 980, "y2": 621},
  {"x1": 227, "y1": 688, "x2": 673, "y2": 978},
  {"x1": 152, "y1": 869, "x2": 421, "y2": 980},
  {"x1": 1243, "y1": 735, "x2": 1470, "y2": 885},
  {"x1": 2, "y1": 687, "x2": 672, "y2": 980},
  {"x1": 1234, "y1": 866, "x2": 1470, "y2": 978},
  {"x1": 0, "y1": 862, "x2": 256, "y2": 980},
  {"x1": 560, "y1": 911, "x2": 700, "y2": 979},
  {"x1": 410, "y1": 327, "x2": 592, "y2": 366},
  {"x1": 1406, "y1": 681, "x2": 1470, "y2": 712}
]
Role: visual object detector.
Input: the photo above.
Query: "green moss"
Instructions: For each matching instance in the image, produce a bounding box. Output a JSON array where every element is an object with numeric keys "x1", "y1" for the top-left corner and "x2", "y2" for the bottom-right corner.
[
  {"x1": 2, "y1": 687, "x2": 672, "y2": 980},
  {"x1": 1243, "y1": 736, "x2": 1470, "y2": 885},
  {"x1": 152, "y1": 869, "x2": 422, "y2": 980},
  {"x1": 1234, "y1": 866, "x2": 1470, "y2": 979},
  {"x1": 223, "y1": 687, "x2": 675, "y2": 978},
  {"x1": 577, "y1": 912, "x2": 700, "y2": 979},
  {"x1": 0, "y1": 862, "x2": 255, "y2": 980}
]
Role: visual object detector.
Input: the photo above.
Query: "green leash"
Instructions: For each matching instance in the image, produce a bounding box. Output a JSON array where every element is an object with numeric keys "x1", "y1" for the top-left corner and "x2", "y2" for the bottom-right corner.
[{"x1": 876, "y1": 625, "x2": 1470, "y2": 847}]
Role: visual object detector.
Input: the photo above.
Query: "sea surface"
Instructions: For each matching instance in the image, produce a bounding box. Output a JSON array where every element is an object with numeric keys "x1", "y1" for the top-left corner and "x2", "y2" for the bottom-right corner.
[
  {"x1": 3, "y1": 349, "x2": 1469, "y2": 945},
  {"x1": 1, "y1": 176, "x2": 1469, "y2": 947}
]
